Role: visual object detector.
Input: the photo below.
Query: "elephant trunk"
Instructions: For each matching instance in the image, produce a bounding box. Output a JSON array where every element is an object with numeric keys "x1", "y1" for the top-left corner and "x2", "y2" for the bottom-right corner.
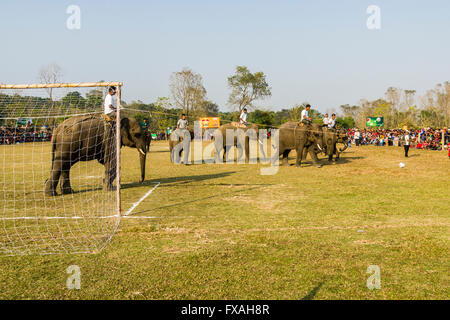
[
  {"x1": 339, "y1": 143, "x2": 348, "y2": 152},
  {"x1": 139, "y1": 148, "x2": 146, "y2": 183}
]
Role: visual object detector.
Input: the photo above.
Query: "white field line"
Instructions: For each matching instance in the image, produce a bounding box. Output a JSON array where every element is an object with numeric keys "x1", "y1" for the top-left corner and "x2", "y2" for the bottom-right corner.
[
  {"x1": 1, "y1": 182, "x2": 161, "y2": 221},
  {"x1": 124, "y1": 182, "x2": 161, "y2": 216},
  {"x1": 0, "y1": 215, "x2": 158, "y2": 220},
  {"x1": 0, "y1": 215, "x2": 119, "y2": 220}
]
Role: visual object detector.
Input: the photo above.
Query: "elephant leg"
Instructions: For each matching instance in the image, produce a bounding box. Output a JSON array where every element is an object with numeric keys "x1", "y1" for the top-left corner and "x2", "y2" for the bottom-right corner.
[
  {"x1": 223, "y1": 145, "x2": 230, "y2": 162},
  {"x1": 60, "y1": 162, "x2": 74, "y2": 194},
  {"x1": 104, "y1": 165, "x2": 116, "y2": 191},
  {"x1": 309, "y1": 147, "x2": 322, "y2": 168},
  {"x1": 44, "y1": 159, "x2": 62, "y2": 196},
  {"x1": 295, "y1": 144, "x2": 305, "y2": 167},
  {"x1": 281, "y1": 150, "x2": 290, "y2": 166},
  {"x1": 328, "y1": 154, "x2": 333, "y2": 162},
  {"x1": 214, "y1": 145, "x2": 223, "y2": 164},
  {"x1": 237, "y1": 144, "x2": 245, "y2": 163},
  {"x1": 302, "y1": 148, "x2": 308, "y2": 160},
  {"x1": 245, "y1": 141, "x2": 250, "y2": 163},
  {"x1": 103, "y1": 148, "x2": 117, "y2": 191}
]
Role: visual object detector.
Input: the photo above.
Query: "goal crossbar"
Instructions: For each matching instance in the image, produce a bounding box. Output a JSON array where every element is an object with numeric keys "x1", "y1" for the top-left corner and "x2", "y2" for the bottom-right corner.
[{"x1": 0, "y1": 82, "x2": 123, "y2": 89}]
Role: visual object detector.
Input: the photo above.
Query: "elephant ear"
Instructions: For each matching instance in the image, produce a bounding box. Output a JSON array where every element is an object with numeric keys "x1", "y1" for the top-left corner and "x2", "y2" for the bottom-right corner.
[
  {"x1": 120, "y1": 117, "x2": 130, "y2": 130},
  {"x1": 119, "y1": 118, "x2": 134, "y2": 146}
]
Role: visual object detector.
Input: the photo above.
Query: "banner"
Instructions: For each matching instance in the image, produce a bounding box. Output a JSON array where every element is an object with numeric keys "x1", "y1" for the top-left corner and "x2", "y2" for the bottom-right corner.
[
  {"x1": 199, "y1": 117, "x2": 220, "y2": 129},
  {"x1": 366, "y1": 117, "x2": 383, "y2": 127},
  {"x1": 17, "y1": 118, "x2": 33, "y2": 127}
]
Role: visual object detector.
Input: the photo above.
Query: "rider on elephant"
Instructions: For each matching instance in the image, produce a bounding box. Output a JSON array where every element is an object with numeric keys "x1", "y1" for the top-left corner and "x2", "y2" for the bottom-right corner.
[{"x1": 301, "y1": 104, "x2": 312, "y2": 125}]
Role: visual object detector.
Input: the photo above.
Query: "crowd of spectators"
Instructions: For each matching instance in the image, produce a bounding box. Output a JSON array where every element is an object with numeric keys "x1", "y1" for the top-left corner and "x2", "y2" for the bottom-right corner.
[
  {"x1": 0, "y1": 126, "x2": 52, "y2": 145},
  {"x1": 346, "y1": 127, "x2": 449, "y2": 151}
]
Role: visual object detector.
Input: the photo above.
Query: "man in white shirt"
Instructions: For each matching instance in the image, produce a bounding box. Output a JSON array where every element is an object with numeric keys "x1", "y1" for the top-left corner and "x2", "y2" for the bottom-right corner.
[
  {"x1": 323, "y1": 113, "x2": 329, "y2": 126},
  {"x1": 104, "y1": 86, "x2": 118, "y2": 117},
  {"x1": 240, "y1": 108, "x2": 248, "y2": 126},
  {"x1": 328, "y1": 114, "x2": 336, "y2": 129},
  {"x1": 354, "y1": 129, "x2": 361, "y2": 146},
  {"x1": 301, "y1": 104, "x2": 312, "y2": 124},
  {"x1": 403, "y1": 130, "x2": 410, "y2": 157},
  {"x1": 177, "y1": 114, "x2": 189, "y2": 130}
]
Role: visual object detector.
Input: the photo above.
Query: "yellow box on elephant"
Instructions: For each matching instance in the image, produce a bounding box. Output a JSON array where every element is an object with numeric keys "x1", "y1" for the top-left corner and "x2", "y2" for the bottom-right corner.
[{"x1": 199, "y1": 117, "x2": 220, "y2": 128}]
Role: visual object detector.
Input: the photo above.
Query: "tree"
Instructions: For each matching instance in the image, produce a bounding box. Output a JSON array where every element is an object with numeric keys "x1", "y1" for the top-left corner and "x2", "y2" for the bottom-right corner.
[
  {"x1": 203, "y1": 101, "x2": 220, "y2": 116},
  {"x1": 61, "y1": 91, "x2": 86, "y2": 108},
  {"x1": 85, "y1": 89, "x2": 103, "y2": 109},
  {"x1": 38, "y1": 63, "x2": 63, "y2": 101},
  {"x1": 170, "y1": 68, "x2": 207, "y2": 117},
  {"x1": 336, "y1": 116, "x2": 356, "y2": 129},
  {"x1": 340, "y1": 104, "x2": 361, "y2": 119},
  {"x1": 227, "y1": 66, "x2": 271, "y2": 113},
  {"x1": 248, "y1": 109, "x2": 275, "y2": 127}
]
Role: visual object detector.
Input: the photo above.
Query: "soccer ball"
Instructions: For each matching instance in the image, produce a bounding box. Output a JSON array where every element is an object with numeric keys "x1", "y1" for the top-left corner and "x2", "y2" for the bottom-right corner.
[{"x1": 399, "y1": 162, "x2": 405, "y2": 168}]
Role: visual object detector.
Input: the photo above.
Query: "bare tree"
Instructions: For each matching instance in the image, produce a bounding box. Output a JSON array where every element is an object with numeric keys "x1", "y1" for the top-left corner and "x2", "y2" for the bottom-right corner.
[
  {"x1": 169, "y1": 67, "x2": 207, "y2": 117},
  {"x1": 38, "y1": 63, "x2": 63, "y2": 101}
]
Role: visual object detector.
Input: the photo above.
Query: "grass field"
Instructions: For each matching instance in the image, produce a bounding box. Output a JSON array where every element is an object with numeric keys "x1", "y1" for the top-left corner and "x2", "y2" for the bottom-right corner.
[{"x1": 0, "y1": 141, "x2": 449, "y2": 299}]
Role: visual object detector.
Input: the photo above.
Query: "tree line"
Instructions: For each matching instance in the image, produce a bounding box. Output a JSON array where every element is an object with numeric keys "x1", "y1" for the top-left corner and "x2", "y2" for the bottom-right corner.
[{"x1": 1, "y1": 64, "x2": 449, "y2": 130}]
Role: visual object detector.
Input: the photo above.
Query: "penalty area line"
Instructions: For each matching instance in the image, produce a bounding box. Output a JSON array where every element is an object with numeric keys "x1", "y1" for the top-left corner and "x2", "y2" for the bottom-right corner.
[{"x1": 123, "y1": 182, "x2": 161, "y2": 217}]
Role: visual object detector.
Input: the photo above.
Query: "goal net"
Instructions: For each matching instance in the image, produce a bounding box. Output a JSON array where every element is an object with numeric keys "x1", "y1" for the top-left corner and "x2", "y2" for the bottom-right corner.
[{"x1": 0, "y1": 82, "x2": 122, "y2": 256}]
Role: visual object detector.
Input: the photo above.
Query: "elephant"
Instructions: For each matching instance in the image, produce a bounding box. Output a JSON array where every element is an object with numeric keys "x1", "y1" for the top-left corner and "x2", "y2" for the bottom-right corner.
[
  {"x1": 302, "y1": 127, "x2": 348, "y2": 162},
  {"x1": 333, "y1": 130, "x2": 349, "y2": 160},
  {"x1": 213, "y1": 122, "x2": 266, "y2": 163},
  {"x1": 278, "y1": 122, "x2": 324, "y2": 167},
  {"x1": 168, "y1": 128, "x2": 195, "y2": 163},
  {"x1": 44, "y1": 115, "x2": 149, "y2": 196}
]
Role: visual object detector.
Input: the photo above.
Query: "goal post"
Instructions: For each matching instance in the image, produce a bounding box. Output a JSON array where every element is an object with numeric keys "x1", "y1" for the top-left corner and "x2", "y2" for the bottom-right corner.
[{"x1": 0, "y1": 82, "x2": 123, "y2": 256}]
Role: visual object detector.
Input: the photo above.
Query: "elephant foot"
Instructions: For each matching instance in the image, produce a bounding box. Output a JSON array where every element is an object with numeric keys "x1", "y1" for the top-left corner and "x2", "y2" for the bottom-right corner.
[
  {"x1": 282, "y1": 161, "x2": 289, "y2": 167},
  {"x1": 103, "y1": 185, "x2": 117, "y2": 192},
  {"x1": 44, "y1": 180, "x2": 57, "y2": 196},
  {"x1": 315, "y1": 165, "x2": 322, "y2": 168},
  {"x1": 61, "y1": 186, "x2": 74, "y2": 194},
  {"x1": 44, "y1": 189, "x2": 57, "y2": 197},
  {"x1": 295, "y1": 164, "x2": 302, "y2": 168}
]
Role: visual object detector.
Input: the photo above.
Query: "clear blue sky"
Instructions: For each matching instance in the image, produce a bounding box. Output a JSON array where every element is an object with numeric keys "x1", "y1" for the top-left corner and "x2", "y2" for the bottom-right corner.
[{"x1": 1, "y1": 0, "x2": 449, "y2": 113}]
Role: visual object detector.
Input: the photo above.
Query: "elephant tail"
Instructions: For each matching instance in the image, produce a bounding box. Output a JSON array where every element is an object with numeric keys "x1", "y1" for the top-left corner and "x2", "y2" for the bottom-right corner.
[{"x1": 50, "y1": 130, "x2": 57, "y2": 170}]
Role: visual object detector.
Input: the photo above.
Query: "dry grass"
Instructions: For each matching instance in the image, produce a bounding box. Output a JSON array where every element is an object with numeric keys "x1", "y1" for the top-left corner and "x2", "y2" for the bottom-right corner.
[{"x1": 0, "y1": 141, "x2": 448, "y2": 299}]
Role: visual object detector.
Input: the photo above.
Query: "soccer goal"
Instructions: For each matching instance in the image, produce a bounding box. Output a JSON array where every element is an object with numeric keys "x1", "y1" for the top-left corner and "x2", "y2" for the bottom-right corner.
[{"x1": 0, "y1": 82, "x2": 122, "y2": 256}]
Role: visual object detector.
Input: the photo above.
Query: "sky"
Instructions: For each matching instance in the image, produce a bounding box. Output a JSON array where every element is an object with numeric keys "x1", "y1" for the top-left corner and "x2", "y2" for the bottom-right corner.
[{"x1": 1, "y1": 0, "x2": 449, "y2": 113}]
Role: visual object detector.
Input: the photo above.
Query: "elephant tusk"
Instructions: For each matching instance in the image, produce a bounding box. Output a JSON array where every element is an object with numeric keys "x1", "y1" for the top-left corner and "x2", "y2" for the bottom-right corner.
[
  {"x1": 138, "y1": 148, "x2": 146, "y2": 155},
  {"x1": 317, "y1": 144, "x2": 322, "y2": 151}
]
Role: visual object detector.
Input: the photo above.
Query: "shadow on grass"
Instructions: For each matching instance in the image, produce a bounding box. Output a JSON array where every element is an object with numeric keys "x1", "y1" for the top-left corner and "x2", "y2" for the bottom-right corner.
[
  {"x1": 284, "y1": 155, "x2": 364, "y2": 167},
  {"x1": 301, "y1": 282, "x2": 324, "y2": 300},
  {"x1": 121, "y1": 171, "x2": 240, "y2": 190},
  {"x1": 133, "y1": 184, "x2": 265, "y2": 214}
]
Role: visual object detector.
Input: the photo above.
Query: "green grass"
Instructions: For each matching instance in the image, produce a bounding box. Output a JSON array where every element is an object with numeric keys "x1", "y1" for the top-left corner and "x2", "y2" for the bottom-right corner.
[{"x1": 0, "y1": 141, "x2": 449, "y2": 299}]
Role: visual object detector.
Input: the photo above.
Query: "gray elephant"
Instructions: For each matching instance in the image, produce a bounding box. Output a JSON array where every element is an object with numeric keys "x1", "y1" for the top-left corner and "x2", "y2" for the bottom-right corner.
[
  {"x1": 213, "y1": 123, "x2": 266, "y2": 163},
  {"x1": 44, "y1": 115, "x2": 149, "y2": 196},
  {"x1": 168, "y1": 128, "x2": 195, "y2": 163},
  {"x1": 333, "y1": 130, "x2": 349, "y2": 161},
  {"x1": 303, "y1": 128, "x2": 348, "y2": 162},
  {"x1": 278, "y1": 122, "x2": 324, "y2": 167}
]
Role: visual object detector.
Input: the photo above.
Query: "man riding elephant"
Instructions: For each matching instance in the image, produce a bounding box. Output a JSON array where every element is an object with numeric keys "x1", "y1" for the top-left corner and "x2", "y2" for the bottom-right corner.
[
  {"x1": 44, "y1": 115, "x2": 149, "y2": 196},
  {"x1": 169, "y1": 127, "x2": 194, "y2": 164}
]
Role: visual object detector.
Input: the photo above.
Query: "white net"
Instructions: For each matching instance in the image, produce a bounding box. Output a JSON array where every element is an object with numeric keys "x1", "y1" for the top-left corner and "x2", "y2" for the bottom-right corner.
[{"x1": 0, "y1": 83, "x2": 121, "y2": 256}]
